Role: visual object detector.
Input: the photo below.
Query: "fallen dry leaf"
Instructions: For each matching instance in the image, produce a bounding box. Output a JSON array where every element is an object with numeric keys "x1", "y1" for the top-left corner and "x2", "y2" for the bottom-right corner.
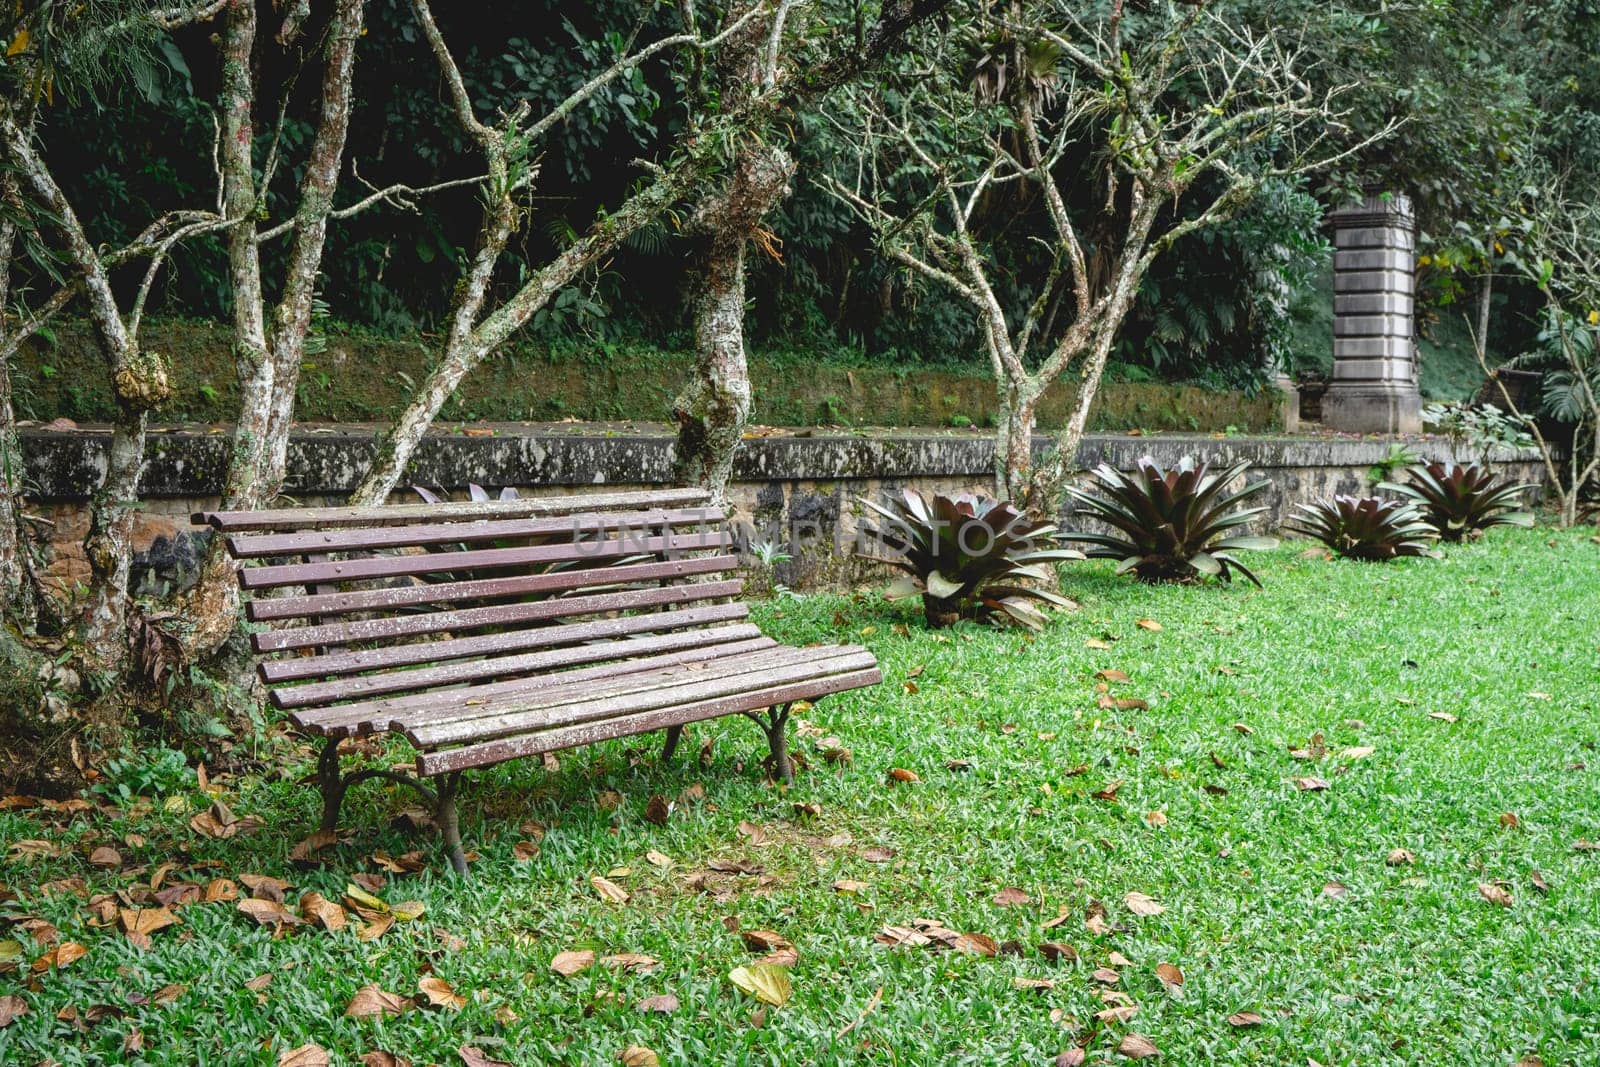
[
  {"x1": 360, "y1": 1054, "x2": 411, "y2": 1067},
  {"x1": 346, "y1": 984, "x2": 411, "y2": 1019},
  {"x1": 512, "y1": 841, "x2": 540, "y2": 863},
  {"x1": 1039, "y1": 941, "x2": 1078, "y2": 963},
  {"x1": 636, "y1": 994, "x2": 679, "y2": 1014},
  {"x1": 277, "y1": 1044, "x2": 329, "y2": 1067},
  {"x1": 1322, "y1": 881, "x2": 1349, "y2": 898},
  {"x1": 887, "y1": 768, "x2": 920, "y2": 784},
  {"x1": 1339, "y1": 746, "x2": 1376, "y2": 760},
  {"x1": 1386, "y1": 848, "x2": 1416, "y2": 866},
  {"x1": 1124, "y1": 892, "x2": 1165, "y2": 917},
  {"x1": 590, "y1": 876, "x2": 629, "y2": 904},
  {"x1": 299, "y1": 892, "x2": 348, "y2": 932},
  {"x1": 237, "y1": 898, "x2": 301, "y2": 928},
  {"x1": 643, "y1": 795, "x2": 671, "y2": 826},
  {"x1": 1055, "y1": 1051, "x2": 1086, "y2": 1067},
  {"x1": 832, "y1": 879, "x2": 870, "y2": 894},
  {"x1": 1227, "y1": 1011, "x2": 1264, "y2": 1028},
  {"x1": 89, "y1": 846, "x2": 122, "y2": 869},
  {"x1": 1155, "y1": 962, "x2": 1184, "y2": 995},
  {"x1": 1479, "y1": 882, "x2": 1514, "y2": 907},
  {"x1": 1294, "y1": 777, "x2": 1331, "y2": 792},
  {"x1": 458, "y1": 1047, "x2": 512, "y2": 1067},
  {"x1": 993, "y1": 887, "x2": 1031, "y2": 907},
  {"x1": 602, "y1": 952, "x2": 660, "y2": 973},
  {"x1": 1092, "y1": 967, "x2": 1121, "y2": 985},
  {"x1": 33, "y1": 941, "x2": 87, "y2": 971},
  {"x1": 954, "y1": 933, "x2": 998, "y2": 957},
  {"x1": 1096, "y1": 668, "x2": 1131, "y2": 683},
  {"x1": 551, "y1": 949, "x2": 595, "y2": 977},
  {"x1": 1116, "y1": 1033, "x2": 1161, "y2": 1059},
  {"x1": 0, "y1": 994, "x2": 28, "y2": 1028},
  {"x1": 418, "y1": 976, "x2": 466, "y2": 1011},
  {"x1": 1135, "y1": 619, "x2": 1162, "y2": 632},
  {"x1": 1428, "y1": 711, "x2": 1458, "y2": 724},
  {"x1": 618, "y1": 1047, "x2": 659, "y2": 1067},
  {"x1": 1013, "y1": 977, "x2": 1056, "y2": 992}
]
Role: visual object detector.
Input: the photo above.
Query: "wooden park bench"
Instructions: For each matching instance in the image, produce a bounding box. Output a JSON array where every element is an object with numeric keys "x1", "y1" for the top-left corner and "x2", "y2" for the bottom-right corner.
[{"x1": 194, "y1": 487, "x2": 880, "y2": 873}]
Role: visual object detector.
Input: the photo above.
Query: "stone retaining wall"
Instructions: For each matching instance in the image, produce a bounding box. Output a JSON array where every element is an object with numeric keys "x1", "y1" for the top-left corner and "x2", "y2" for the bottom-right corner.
[{"x1": 20, "y1": 423, "x2": 1547, "y2": 594}]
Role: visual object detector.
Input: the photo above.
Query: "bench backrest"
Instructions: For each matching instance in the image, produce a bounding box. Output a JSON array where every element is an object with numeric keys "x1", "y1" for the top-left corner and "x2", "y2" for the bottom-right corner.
[{"x1": 194, "y1": 487, "x2": 754, "y2": 730}]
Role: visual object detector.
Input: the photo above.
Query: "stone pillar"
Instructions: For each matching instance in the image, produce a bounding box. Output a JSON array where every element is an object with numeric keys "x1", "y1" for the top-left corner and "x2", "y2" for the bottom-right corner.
[{"x1": 1324, "y1": 193, "x2": 1421, "y2": 434}]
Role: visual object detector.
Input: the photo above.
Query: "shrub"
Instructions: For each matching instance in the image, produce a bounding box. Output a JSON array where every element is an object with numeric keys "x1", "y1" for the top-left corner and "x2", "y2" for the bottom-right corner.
[
  {"x1": 1063, "y1": 456, "x2": 1278, "y2": 587},
  {"x1": 1287, "y1": 495, "x2": 1439, "y2": 561},
  {"x1": 858, "y1": 490, "x2": 1083, "y2": 629},
  {"x1": 1378, "y1": 461, "x2": 1535, "y2": 541}
]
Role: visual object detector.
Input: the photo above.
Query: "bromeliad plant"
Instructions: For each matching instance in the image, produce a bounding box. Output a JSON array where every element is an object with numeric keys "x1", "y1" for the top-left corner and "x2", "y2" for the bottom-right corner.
[
  {"x1": 1063, "y1": 456, "x2": 1279, "y2": 587},
  {"x1": 1378, "y1": 462, "x2": 1535, "y2": 541},
  {"x1": 858, "y1": 490, "x2": 1083, "y2": 629},
  {"x1": 1287, "y1": 495, "x2": 1440, "y2": 561}
]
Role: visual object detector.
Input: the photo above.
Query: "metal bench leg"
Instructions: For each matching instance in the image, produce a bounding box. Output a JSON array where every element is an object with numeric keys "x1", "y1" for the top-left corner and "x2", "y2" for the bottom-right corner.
[
  {"x1": 661, "y1": 725, "x2": 684, "y2": 761},
  {"x1": 746, "y1": 703, "x2": 793, "y2": 784},
  {"x1": 434, "y1": 772, "x2": 469, "y2": 876},
  {"x1": 316, "y1": 738, "x2": 348, "y2": 833}
]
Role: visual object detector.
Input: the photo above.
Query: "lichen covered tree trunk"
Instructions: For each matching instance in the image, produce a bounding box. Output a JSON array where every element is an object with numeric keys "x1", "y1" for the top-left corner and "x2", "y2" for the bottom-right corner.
[{"x1": 672, "y1": 139, "x2": 792, "y2": 502}]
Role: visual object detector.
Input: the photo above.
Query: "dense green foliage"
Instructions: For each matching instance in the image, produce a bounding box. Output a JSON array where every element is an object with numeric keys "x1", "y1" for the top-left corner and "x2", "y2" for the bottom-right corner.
[
  {"x1": 2, "y1": 529, "x2": 1598, "y2": 1064},
  {"x1": 13, "y1": 0, "x2": 1593, "y2": 389}
]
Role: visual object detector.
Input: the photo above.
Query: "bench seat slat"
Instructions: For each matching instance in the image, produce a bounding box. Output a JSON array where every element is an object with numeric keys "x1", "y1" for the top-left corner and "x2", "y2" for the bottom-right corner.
[
  {"x1": 195, "y1": 487, "x2": 711, "y2": 532},
  {"x1": 381, "y1": 643, "x2": 833, "y2": 738},
  {"x1": 227, "y1": 507, "x2": 722, "y2": 558},
  {"x1": 270, "y1": 622, "x2": 765, "y2": 710},
  {"x1": 241, "y1": 531, "x2": 732, "y2": 589},
  {"x1": 404, "y1": 647, "x2": 875, "y2": 748},
  {"x1": 252, "y1": 578, "x2": 743, "y2": 654},
  {"x1": 248, "y1": 554, "x2": 737, "y2": 622},
  {"x1": 416, "y1": 667, "x2": 882, "y2": 776},
  {"x1": 258, "y1": 602, "x2": 750, "y2": 683},
  {"x1": 291, "y1": 636, "x2": 781, "y2": 738}
]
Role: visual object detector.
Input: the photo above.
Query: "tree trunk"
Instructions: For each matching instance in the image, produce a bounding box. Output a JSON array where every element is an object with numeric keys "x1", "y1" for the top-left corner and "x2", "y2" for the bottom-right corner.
[
  {"x1": 0, "y1": 188, "x2": 31, "y2": 625},
  {"x1": 672, "y1": 139, "x2": 792, "y2": 503},
  {"x1": 993, "y1": 382, "x2": 1038, "y2": 504},
  {"x1": 182, "y1": 0, "x2": 272, "y2": 659}
]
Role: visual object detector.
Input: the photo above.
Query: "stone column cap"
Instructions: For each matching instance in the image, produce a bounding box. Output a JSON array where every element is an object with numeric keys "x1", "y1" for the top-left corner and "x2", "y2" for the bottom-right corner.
[{"x1": 1329, "y1": 191, "x2": 1414, "y2": 230}]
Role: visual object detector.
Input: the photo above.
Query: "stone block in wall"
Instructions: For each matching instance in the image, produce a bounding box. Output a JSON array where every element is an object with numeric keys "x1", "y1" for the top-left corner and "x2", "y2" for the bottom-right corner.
[
  {"x1": 1334, "y1": 292, "x2": 1413, "y2": 317},
  {"x1": 1333, "y1": 248, "x2": 1413, "y2": 274},
  {"x1": 1333, "y1": 315, "x2": 1412, "y2": 339},
  {"x1": 1332, "y1": 337, "x2": 1414, "y2": 361},
  {"x1": 1333, "y1": 226, "x2": 1417, "y2": 251},
  {"x1": 1333, "y1": 270, "x2": 1414, "y2": 295}
]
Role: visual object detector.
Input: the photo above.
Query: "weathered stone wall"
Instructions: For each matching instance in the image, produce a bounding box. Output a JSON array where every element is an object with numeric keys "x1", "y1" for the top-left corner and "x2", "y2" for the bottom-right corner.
[{"x1": 20, "y1": 423, "x2": 1546, "y2": 594}]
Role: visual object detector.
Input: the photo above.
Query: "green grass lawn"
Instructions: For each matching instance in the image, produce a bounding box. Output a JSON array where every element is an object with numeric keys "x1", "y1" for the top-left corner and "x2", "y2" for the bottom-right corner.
[{"x1": 3, "y1": 526, "x2": 1599, "y2": 1065}]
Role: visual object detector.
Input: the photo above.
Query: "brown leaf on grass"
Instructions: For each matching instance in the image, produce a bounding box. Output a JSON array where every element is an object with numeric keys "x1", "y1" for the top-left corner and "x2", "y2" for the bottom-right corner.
[
  {"x1": 862, "y1": 847, "x2": 896, "y2": 863},
  {"x1": 618, "y1": 1047, "x2": 660, "y2": 1067},
  {"x1": 643, "y1": 795, "x2": 672, "y2": 826},
  {"x1": 1093, "y1": 781, "x2": 1124, "y2": 802},
  {"x1": 875, "y1": 925, "x2": 931, "y2": 947},
  {"x1": 590, "y1": 876, "x2": 629, "y2": 904},
  {"x1": 993, "y1": 887, "x2": 1031, "y2": 907},
  {"x1": 1499, "y1": 812, "x2": 1520, "y2": 828},
  {"x1": 737, "y1": 820, "x2": 768, "y2": 845},
  {"x1": 1144, "y1": 811, "x2": 1167, "y2": 828},
  {"x1": 597, "y1": 791, "x2": 625, "y2": 812},
  {"x1": 1322, "y1": 881, "x2": 1349, "y2": 898},
  {"x1": 1155, "y1": 962, "x2": 1184, "y2": 994},
  {"x1": 357, "y1": 915, "x2": 394, "y2": 941},
  {"x1": 89, "y1": 846, "x2": 122, "y2": 868},
  {"x1": 360, "y1": 1054, "x2": 412, "y2": 1067},
  {"x1": 237, "y1": 898, "x2": 302, "y2": 928},
  {"x1": 345, "y1": 984, "x2": 411, "y2": 1018},
  {"x1": 390, "y1": 900, "x2": 426, "y2": 922},
  {"x1": 1135, "y1": 619, "x2": 1162, "y2": 632},
  {"x1": 1386, "y1": 848, "x2": 1416, "y2": 866},
  {"x1": 740, "y1": 929, "x2": 792, "y2": 954},
  {"x1": 1095, "y1": 669, "x2": 1131, "y2": 683},
  {"x1": 418, "y1": 976, "x2": 466, "y2": 1011},
  {"x1": 1038, "y1": 941, "x2": 1078, "y2": 963},
  {"x1": 832, "y1": 879, "x2": 870, "y2": 894},
  {"x1": 151, "y1": 983, "x2": 186, "y2": 1005},
  {"x1": 635, "y1": 994, "x2": 679, "y2": 1014},
  {"x1": 645, "y1": 849, "x2": 673, "y2": 868},
  {"x1": 240, "y1": 873, "x2": 293, "y2": 903},
  {"x1": 1479, "y1": 882, "x2": 1514, "y2": 907},
  {"x1": 512, "y1": 841, "x2": 540, "y2": 863},
  {"x1": 244, "y1": 974, "x2": 273, "y2": 993},
  {"x1": 1085, "y1": 638, "x2": 1112, "y2": 650},
  {"x1": 1097, "y1": 1004, "x2": 1139, "y2": 1024},
  {"x1": 602, "y1": 953, "x2": 660, "y2": 973},
  {"x1": 1428, "y1": 712, "x2": 1458, "y2": 724},
  {"x1": 1232, "y1": 723, "x2": 1254, "y2": 735},
  {"x1": 1055, "y1": 1051, "x2": 1086, "y2": 1067},
  {"x1": 1107, "y1": 950, "x2": 1134, "y2": 967},
  {"x1": 278, "y1": 1044, "x2": 330, "y2": 1067},
  {"x1": 1227, "y1": 1011, "x2": 1264, "y2": 1028},
  {"x1": 1574, "y1": 839, "x2": 1600, "y2": 852},
  {"x1": 1294, "y1": 777, "x2": 1330, "y2": 792},
  {"x1": 33, "y1": 941, "x2": 87, "y2": 971},
  {"x1": 1116, "y1": 1033, "x2": 1161, "y2": 1059},
  {"x1": 1092, "y1": 967, "x2": 1120, "y2": 985},
  {"x1": 204, "y1": 878, "x2": 239, "y2": 902},
  {"x1": 289, "y1": 830, "x2": 338, "y2": 865},
  {"x1": 887, "y1": 768, "x2": 920, "y2": 784},
  {"x1": 1531, "y1": 871, "x2": 1551, "y2": 894},
  {"x1": 458, "y1": 1047, "x2": 512, "y2": 1067},
  {"x1": 0, "y1": 994, "x2": 28, "y2": 1027},
  {"x1": 1124, "y1": 892, "x2": 1165, "y2": 917},
  {"x1": 299, "y1": 892, "x2": 348, "y2": 933},
  {"x1": 1339, "y1": 746, "x2": 1376, "y2": 760},
  {"x1": 1013, "y1": 977, "x2": 1056, "y2": 992},
  {"x1": 120, "y1": 907, "x2": 178, "y2": 939},
  {"x1": 954, "y1": 933, "x2": 998, "y2": 957},
  {"x1": 551, "y1": 949, "x2": 595, "y2": 977}
]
